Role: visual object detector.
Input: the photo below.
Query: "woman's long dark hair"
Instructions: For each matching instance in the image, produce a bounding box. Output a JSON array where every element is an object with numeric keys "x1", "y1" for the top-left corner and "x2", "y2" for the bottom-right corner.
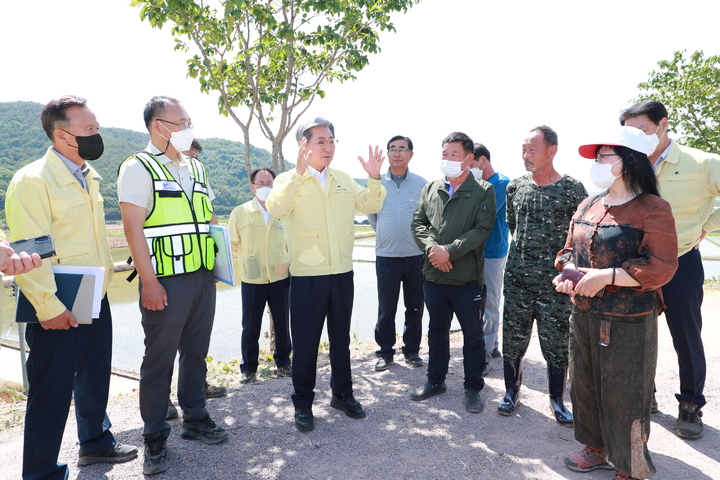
[{"x1": 597, "y1": 145, "x2": 660, "y2": 197}]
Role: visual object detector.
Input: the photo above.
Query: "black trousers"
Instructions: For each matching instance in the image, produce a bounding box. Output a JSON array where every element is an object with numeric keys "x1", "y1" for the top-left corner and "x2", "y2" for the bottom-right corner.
[
  {"x1": 374, "y1": 255, "x2": 424, "y2": 357},
  {"x1": 240, "y1": 278, "x2": 291, "y2": 373},
  {"x1": 23, "y1": 296, "x2": 115, "y2": 480},
  {"x1": 290, "y1": 271, "x2": 354, "y2": 409},
  {"x1": 661, "y1": 249, "x2": 706, "y2": 406},
  {"x1": 424, "y1": 280, "x2": 485, "y2": 391}
]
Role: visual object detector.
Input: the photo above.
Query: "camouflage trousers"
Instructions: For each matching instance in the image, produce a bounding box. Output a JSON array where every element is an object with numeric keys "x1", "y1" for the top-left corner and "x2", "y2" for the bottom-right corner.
[
  {"x1": 570, "y1": 308, "x2": 658, "y2": 479},
  {"x1": 501, "y1": 284, "x2": 572, "y2": 368}
]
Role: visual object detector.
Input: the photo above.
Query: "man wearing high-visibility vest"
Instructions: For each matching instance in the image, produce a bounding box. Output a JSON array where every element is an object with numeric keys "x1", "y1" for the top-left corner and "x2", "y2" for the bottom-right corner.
[{"x1": 118, "y1": 96, "x2": 226, "y2": 475}]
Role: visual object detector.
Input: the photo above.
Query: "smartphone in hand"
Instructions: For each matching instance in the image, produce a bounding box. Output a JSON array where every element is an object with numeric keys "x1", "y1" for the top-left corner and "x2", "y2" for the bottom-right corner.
[
  {"x1": 560, "y1": 267, "x2": 604, "y2": 297},
  {"x1": 9, "y1": 234, "x2": 56, "y2": 259}
]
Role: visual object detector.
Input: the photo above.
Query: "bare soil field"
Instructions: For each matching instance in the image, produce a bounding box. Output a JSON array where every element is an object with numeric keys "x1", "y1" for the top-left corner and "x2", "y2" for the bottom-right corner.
[{"x1": 0, "y1": 288, "x2": 718, "y2": 480}]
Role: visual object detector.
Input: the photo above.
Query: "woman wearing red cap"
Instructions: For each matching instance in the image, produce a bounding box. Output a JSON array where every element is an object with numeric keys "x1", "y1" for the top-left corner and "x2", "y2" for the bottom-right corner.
[{"x1": 553, "y1": 126, "x2": 678, "y2": 480}]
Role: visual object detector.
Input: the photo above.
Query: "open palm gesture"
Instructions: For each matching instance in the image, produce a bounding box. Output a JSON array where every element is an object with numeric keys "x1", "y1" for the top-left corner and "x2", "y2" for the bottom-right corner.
[{"x1": 358, "y1": 145, "x2": 385, "y2": 178}]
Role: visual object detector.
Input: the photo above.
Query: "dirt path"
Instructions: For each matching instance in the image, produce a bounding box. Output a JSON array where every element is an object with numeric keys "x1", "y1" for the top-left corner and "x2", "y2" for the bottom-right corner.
[{"x1": 1, "y1": 290, "x2": 718, "y2": 479}]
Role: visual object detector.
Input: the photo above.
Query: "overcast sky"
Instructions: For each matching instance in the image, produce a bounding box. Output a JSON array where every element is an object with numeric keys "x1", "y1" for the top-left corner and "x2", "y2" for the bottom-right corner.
[{"x1": 2, "y1": 0, "x2": 719, "y2": 189}]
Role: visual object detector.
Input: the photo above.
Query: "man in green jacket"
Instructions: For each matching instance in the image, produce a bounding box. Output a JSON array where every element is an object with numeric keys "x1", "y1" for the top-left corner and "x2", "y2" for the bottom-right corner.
[{"x1": 410, "y1": 132, "x2": 496, "y2": 413}]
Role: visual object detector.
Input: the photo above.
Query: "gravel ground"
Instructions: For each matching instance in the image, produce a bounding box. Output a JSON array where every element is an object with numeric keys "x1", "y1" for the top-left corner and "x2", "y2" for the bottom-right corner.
[{"x1": 1, "y1": 297, "x2": 719, "y2": 479}]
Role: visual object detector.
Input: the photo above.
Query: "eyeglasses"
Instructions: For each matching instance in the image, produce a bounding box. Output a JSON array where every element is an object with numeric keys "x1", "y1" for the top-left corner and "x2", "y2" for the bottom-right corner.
[
  {"x1": 156, "y1": 118, "x2": 194, "y2": 130},
  {"x1": 389, "y1": 147, "x2": 411, "y2": 154},
  {"x1": 253, "y1": 182, "x2": 273, "y2": 188},
  {"x1": 595, "y1": 153, "x2": 620, "y2": 163},
  {"x1": 311, "y1": 139, "x2": 337, "y2": 148}
]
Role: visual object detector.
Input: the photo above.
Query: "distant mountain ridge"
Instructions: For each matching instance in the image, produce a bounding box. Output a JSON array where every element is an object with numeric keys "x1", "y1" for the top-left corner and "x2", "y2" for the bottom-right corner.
[{"x1": 0, "y1": 101, "x2": 273, "y2": 221}]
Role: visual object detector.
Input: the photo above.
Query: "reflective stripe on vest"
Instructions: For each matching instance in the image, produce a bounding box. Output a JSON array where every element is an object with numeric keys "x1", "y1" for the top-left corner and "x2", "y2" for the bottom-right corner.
[{"x1": 128, "y1": 152, "x2": 216, "y2": 277}]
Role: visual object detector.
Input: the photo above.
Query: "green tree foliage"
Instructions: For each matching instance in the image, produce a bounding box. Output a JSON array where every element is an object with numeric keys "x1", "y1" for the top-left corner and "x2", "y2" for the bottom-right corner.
[
  {"x1": 637, "y1": 50, "x2": 720, "y2": 153},
  {"x1": 131, "y1": 0, "x2": 420, "y2": 175},
  {"x1": 0, "y1": 101, "x2": 272, "y2": 223}
]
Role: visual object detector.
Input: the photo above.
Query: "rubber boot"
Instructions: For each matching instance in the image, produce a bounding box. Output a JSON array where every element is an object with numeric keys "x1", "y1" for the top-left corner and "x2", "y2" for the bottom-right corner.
[
  {"x1": 548, "y1": 365, "x2": 574, "y2": 427},
  {"x1": 498, "y1": 359, "x2": 522, "y2": 416}
]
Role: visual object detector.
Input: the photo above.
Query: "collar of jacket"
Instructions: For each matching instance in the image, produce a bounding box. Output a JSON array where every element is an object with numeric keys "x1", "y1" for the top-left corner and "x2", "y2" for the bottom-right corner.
[
  {"x1": 46, "y1": 147, "x2": 101, "y2": 187},
  {"x1": 435, "y1": 174, "x2": 476, "y2": 194},
  {"x1": 663, "y1": 141, "x2": 680, "y2": 165}
]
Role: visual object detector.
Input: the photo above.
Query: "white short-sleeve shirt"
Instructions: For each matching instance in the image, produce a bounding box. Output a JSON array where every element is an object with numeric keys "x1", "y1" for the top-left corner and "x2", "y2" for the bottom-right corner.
[{"x1": 117, "y1": 142, "x2": 215, "y2": 212}]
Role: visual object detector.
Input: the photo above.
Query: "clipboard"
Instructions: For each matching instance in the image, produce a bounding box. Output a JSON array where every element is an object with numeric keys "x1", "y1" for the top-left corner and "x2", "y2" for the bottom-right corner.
[
  {"x1": 209, "y1": 225, "x2": 236, "y2": 286},
  {"x1": 16, "y1": 272, "x2": 96, "y2": 324},
  {"x1": 51, "y1": 266, "x2": 105, "y2": 318}
]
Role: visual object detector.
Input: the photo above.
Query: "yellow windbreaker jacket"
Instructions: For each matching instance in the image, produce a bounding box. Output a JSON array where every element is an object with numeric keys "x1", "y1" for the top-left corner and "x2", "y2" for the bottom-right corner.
[
  {"x1": 5, "y1": 148, "x2": 114, "y2": 321},
  {"x1": 657, "y1": 142, "x2": 720, "y2": 256},
  {"x1": 228, "y1": 198, "x2": 290, "y2": 284},
  {"x1": 266, "y1": 168, "x2": 386, "y2": 277}
]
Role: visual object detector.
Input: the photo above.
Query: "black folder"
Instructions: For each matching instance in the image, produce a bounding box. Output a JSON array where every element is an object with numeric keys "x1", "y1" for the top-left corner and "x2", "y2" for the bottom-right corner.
[{"x1": 16, "y1": 273, "x2": 96, "y2": 324}]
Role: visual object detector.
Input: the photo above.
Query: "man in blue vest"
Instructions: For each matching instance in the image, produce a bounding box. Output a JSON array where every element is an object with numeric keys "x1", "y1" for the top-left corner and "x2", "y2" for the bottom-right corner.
[{"x1": 118, "y1": 96, "x2": 227, "y2": 475}]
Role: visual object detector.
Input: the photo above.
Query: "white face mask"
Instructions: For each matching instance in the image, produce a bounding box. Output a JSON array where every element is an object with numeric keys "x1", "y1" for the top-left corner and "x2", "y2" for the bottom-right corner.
[
  {"x1": 469, "y1": 168, "x2": 483, "y2": 179},
  {"x1": 647, "y1": 128, "x2": 661, "y2": 155},
  {"x1": 170, "y1": 128, "x2": 195, "y2": 152},
  {"x1": 255, "y1": 186, "x2": 272, "y2": 202},
  {"x1": 440, "y1": 160, "x2": 465, "y2": 178},
  {"x1": 590, "y1": 158, "x2": 622, "y2": 189},
  {"x1": 160, "y1": 123, "x2": 195, "y2": 152}
]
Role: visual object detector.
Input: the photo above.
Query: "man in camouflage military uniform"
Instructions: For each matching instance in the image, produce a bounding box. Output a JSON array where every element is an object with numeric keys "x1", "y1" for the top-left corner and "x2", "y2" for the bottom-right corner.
[{"x1": 497, "y1": 126, "x2": 587, "y2": 426}]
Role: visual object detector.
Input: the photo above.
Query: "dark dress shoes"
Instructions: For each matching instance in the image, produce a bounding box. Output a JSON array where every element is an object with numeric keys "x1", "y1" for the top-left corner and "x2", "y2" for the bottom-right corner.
[
  {"x1": 465, "y1": 389, "x2": 485, "y2": 413},
  {"x1": 330, "y1": 393, "x2": 366, "y2": 418},
  {"x1": 410, "y1": 381, "x2": 447, "y2": 401},
  {"x1": 294, "y1": 407, "x2": 314, "y2": 432}
]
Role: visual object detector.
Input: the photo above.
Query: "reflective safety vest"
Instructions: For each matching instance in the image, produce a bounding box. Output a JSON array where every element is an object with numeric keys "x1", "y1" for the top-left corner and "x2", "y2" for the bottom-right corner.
[{"x1": 129, "y1": 152, "x2": 216, "y2": 277}]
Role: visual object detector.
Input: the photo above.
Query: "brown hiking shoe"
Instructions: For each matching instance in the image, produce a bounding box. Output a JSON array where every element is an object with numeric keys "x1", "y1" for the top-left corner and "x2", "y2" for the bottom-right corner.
[
  {"x1": 676, "y1": 401, "x2": 704, "y2": 439},
  {"x1": 564, "y1": 445, "x2": 614, "y2": 472}
]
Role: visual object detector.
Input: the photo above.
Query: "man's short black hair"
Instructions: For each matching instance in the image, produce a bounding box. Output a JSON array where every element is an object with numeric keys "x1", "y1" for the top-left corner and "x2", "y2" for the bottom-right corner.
[
  {"x1": 40, "y1": 95, "x2": 87, "y2": 140},
  {"x1": 250, "y1": 167, "x2": 276, "y2": 183},
  {"x1": 530, "y1": 125, "x2": 558, "y2": 147},
  {"x1": 620, "y1": 99, "x2": 669, "y2": 126},
  {"x1": 473, "y1": 143, "x2": 491, "y2": 161},
  {"x1": 190, "y1": 139, "x2": 203, "y2": 154},
  {"x1": 387, "y1": 135, "x2": 413, "y2": 151},
  {"x1": 442, "y1": 132, "x2": 474, "y2": 155},
  {"x1": 143, "y1": 95, "x2": 182, "y2": 131}
]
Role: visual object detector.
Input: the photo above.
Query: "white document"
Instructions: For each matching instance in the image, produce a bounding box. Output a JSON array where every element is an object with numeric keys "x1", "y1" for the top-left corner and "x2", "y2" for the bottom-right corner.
[
  {"x1": 51, "y1": 265, "x2": 105, "y2": 318},
  {"x1": 209, "y1": 225, "x2": 236, "y2": 286}
]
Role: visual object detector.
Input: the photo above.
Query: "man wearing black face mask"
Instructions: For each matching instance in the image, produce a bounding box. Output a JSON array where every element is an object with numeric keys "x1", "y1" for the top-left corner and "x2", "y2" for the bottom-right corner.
[{"x1": 6, "y1": 95, "x2": 139, "y2": 479}]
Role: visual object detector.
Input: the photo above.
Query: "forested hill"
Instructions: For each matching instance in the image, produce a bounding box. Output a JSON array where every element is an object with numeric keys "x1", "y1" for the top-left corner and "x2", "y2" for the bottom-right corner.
[{"x1": 0, "y1": 101, "x2": 274, "y2": 221}]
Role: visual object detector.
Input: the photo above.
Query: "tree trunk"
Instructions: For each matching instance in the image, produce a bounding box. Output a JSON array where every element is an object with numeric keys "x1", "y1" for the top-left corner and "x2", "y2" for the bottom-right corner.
[
  {"x1": 243, "y1": 128, "x2": 252, "y2": 179},
  {"x1": 272, "y1": 136, "x2": 288, "y2": 173}
]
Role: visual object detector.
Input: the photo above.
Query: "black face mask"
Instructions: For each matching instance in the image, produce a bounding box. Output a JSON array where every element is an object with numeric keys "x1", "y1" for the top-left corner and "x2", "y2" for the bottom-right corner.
[{"x1": 61, "y1": 129, "x2": 105, "y2": 161}]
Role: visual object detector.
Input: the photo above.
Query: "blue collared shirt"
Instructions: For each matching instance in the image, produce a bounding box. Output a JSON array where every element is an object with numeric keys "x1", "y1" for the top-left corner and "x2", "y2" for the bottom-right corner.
[
  {"x1": 652, "y1": 140, "x2": 673, "y2": 171},
  {"x1": 53, "y1": 147, "x2": 88, "y2": 192}
]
